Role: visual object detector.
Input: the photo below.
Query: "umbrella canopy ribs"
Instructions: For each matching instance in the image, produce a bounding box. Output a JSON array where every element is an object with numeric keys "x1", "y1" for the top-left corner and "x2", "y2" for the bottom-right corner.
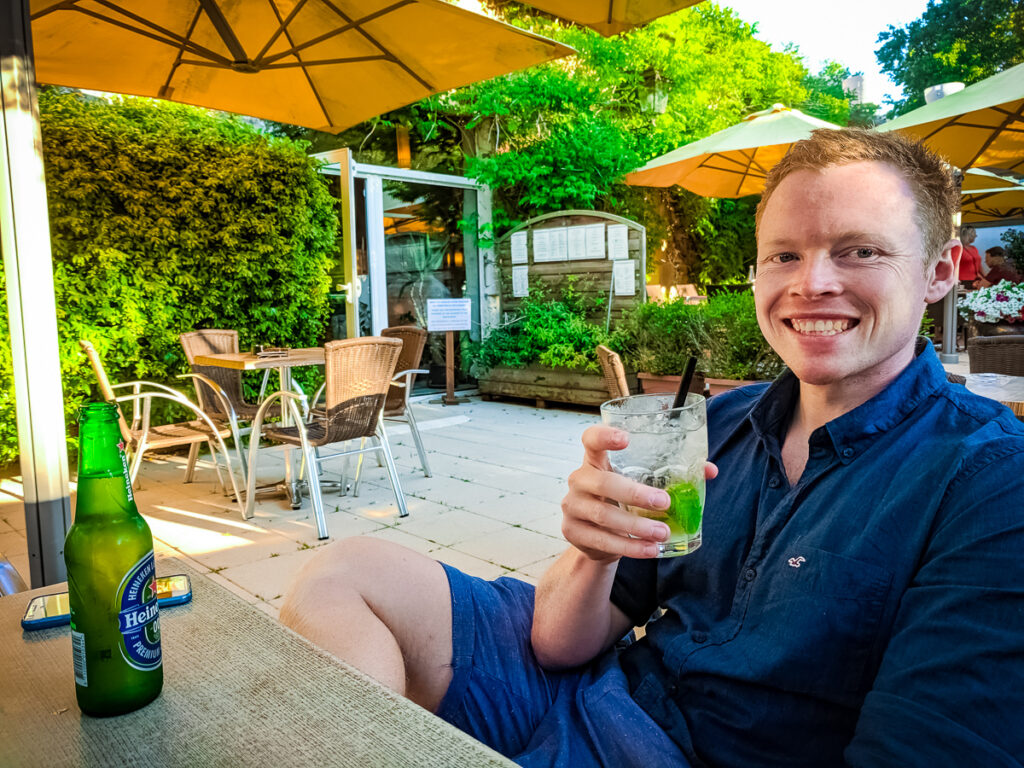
[{"x1": 29, "y1": 0, "x2": 572, "y2": 132}]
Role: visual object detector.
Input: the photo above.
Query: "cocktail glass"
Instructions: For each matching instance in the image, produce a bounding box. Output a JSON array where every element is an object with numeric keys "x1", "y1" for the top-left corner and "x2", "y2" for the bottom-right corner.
[{"x1": 600, "y1": 392, "x2": 707, "y2": 557}]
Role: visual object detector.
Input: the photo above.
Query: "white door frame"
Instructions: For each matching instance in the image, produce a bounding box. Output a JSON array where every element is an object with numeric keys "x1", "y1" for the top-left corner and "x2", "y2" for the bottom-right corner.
[{"x1": 314, "y1": 150, "x2": 496, "y2": 338}]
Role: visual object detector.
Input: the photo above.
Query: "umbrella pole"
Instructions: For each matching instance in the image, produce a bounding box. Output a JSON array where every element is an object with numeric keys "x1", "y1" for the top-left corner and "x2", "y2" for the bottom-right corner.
[
  {"x1": 940, "y1": 288, "x2": 959, "y2": 364},
  {"x1": 0, "y1": 0, "x2": 72, "y2": 587}
]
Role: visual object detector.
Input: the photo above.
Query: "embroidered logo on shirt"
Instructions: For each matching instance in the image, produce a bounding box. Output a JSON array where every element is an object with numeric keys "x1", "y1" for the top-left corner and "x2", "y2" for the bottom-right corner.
[{"x1": 787, "y1": 556, "x2": 806, "y2": 569}]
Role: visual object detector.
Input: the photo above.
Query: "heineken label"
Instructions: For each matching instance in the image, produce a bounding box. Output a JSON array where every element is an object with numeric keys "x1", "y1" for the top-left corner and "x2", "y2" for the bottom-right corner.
[
  {"x1": 117, "y1": 440, "x2": 134, "y2": 503},
  {"x1": 115, "y1": 551, "x2": 162, "y2": 671}
]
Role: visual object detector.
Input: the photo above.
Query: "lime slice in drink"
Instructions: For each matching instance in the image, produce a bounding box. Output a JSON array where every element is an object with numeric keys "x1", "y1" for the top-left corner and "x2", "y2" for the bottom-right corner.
[{"x1": 666, "y1": 481, "x2": 702, "y2": 535}]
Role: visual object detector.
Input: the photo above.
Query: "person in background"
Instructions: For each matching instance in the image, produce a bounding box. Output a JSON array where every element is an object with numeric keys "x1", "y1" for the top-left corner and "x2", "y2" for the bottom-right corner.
[
  {"x1": 957, "y1": 224, "x2": 981, "y2": 288},
  {"x1": 976, "y1": 246, "x2": 1022, "y2": 286}
]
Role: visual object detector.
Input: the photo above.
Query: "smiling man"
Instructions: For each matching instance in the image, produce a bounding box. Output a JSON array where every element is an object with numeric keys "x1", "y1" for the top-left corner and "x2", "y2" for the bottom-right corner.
[{"x1": 281, "y1": 130, "x2": 1024, "y2": 767}]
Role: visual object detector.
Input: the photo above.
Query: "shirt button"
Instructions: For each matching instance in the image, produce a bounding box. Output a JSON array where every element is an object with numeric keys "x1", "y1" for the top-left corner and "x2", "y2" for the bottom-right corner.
[
  {"x1": 841, "y1": 447, "x2": 855, "y2": 458},
  {"x1": 691, "y1": 630, "x2": 707, "y2": 644},
  {"x1": 767, "y1": 475, "x2": 781, "y2": 489},
  {"x1": 744, "y1": 567, "x2": 757, "y2": 582}
]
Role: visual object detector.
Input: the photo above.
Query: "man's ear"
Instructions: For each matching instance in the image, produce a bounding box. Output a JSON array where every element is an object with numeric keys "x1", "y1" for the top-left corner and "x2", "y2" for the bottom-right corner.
[{"x1": 925, "y1": 239, "x2": 961, "y2": 304}]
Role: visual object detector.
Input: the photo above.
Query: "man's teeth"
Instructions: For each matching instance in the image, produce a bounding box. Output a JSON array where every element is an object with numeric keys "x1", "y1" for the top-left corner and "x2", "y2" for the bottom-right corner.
[{"x1": 790, "y1": 319, "x2": 851, "y2": 335}]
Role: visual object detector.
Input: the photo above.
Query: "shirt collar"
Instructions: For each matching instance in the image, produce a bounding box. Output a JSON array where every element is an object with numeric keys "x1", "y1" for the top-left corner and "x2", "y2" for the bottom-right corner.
[{"x1": 748, "y1": 338, "x2": 948, "y2": 463}]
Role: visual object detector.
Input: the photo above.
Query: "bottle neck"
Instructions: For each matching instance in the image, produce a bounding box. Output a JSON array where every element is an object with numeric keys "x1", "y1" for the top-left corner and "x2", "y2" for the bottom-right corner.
[{"x1": 76, "y1": 403, "x2": 136, "y2": 512}]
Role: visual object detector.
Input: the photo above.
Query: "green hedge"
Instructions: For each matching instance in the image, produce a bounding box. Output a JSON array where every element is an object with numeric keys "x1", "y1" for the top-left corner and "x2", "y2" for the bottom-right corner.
[
  {"x1": 0, "y1": 90, "x2": 338, "y2": 464},
  {"x1": 618, "y1": 292, "x2": 785, "y2": 380}
]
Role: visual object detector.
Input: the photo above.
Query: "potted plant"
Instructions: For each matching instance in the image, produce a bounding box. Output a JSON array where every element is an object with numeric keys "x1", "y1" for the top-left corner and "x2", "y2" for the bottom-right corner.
[
  {"x1": 958, "y1": 280, "x2": 1024, "y2": 336},
  {"x1": 619, "y1": 291, "x2": 785, "y2": 394},
  {"x1": 468, "y1": 283, "x2": 626, "y2": 406}
]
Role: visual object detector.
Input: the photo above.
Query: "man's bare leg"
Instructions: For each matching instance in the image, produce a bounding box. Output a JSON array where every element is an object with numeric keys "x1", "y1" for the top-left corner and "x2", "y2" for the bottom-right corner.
[{"x1": 280, "y1": 536, "x2": 454, "y2": 711}]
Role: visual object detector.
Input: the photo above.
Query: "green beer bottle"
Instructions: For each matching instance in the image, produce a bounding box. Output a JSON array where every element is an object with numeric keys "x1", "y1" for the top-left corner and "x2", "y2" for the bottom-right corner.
[{"x1": 65, "y1": 402, "x2": 163, "y2": 716}]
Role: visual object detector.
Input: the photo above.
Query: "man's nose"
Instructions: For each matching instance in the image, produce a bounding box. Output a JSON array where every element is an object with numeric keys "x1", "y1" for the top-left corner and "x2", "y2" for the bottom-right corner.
[{"x1": 790, "y1": 255, "x2": 841, "y2": 297}]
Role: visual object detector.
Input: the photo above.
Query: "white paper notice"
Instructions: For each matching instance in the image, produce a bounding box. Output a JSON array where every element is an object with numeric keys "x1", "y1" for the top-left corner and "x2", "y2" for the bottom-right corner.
[
  {"x1": 585, "y1": 223, "x2": 605, "y2": 259},
  {"x1": 512, "y1": 265, "x2": 529, "y2": 297},
  {"x1": 567, "y1": 226, "x2": 588, "y2": 260},
  {"x1": 510, "y1": 231, "x2": 528, "y2": 264},
  {"x1": 532, "y1": 229, "x2": 551, "y2": 262},
  {"x1": 607, "y1": 224, "x2": 628, "y2": 260},
  {"x1": 427, "y1": 298, "x2": 473, "y2": 332},
  {"x1": 549, "y1": 228, "x2": 568, "y2": 261},
  {"x1": 613, "y1": 259, "x2": 636, "y2": 296}
]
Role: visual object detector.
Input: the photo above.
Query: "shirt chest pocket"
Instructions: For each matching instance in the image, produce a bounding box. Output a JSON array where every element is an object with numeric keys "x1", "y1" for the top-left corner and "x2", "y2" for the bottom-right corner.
[{"x1": 742, "y1": 547, "x2": 893, "y2": 701}]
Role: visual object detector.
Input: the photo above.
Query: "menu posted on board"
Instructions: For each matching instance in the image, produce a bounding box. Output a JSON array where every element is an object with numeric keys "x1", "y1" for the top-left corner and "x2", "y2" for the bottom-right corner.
[
  {"x1": 510, "y1": 231, "x2": 528, "y2": 264},
  {"x1": 607, "y1": 224, "x2": 628, "y2": 260},
  {"x1": 427, "y1": 298, "x2": 473, "y2": 332}
]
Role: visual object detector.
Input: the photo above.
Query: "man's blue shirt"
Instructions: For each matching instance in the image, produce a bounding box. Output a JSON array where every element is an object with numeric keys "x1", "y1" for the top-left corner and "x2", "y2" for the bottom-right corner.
[{"x1": 611, "y1": 342, "x2": 1024, "y2": 766}]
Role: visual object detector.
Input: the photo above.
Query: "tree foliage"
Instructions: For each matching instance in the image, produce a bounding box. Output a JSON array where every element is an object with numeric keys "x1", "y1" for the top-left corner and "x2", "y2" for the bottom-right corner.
[
  {"x1": 876, "y1": 0, "x2": 1024, "y2": 116},
  {"x1": 800, "y1": 61, "x2": 878, "y2": 127},
  {"x1": 273, "y1": 3, "x2": 869, "y2": 284}
]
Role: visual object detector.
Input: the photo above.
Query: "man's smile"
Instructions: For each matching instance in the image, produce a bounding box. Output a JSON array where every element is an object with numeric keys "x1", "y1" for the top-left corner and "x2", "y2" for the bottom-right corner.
[{"x1": 784, "y1": 317, "x2": 859, "y2": 336}]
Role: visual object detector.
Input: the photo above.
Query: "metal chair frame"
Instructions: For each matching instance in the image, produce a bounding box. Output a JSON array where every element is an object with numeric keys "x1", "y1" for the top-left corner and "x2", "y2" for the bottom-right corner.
[
  {"x1": 80, "y1": 340, "x2": 245, "y2": 516},
  {"x1": 244, "y1": 339, "x2": 409, "y2": 539}
]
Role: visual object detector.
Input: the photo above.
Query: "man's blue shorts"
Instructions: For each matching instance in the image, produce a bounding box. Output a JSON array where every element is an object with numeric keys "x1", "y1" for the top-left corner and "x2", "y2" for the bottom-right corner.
[{"x1": 435, "y1": 563, "x2": 689, "y2": 767}]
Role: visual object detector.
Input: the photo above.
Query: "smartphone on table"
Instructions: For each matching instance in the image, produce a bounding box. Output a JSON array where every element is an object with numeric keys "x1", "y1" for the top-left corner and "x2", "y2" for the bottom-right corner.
[{"x1": 21, "y1": 574, "x2": 192, "y2": 631}]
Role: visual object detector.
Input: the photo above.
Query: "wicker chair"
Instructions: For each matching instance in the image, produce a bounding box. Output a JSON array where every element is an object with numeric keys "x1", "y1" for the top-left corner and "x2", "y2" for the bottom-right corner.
[
  {"x1": 79, "y1": 340, "x2": 244, "y2": 514},
  {"x1": 245, "y1": 337, "x2": 407, "y2": 539},
  {"x1": 180, "y1": 327, "x2": 280, "y2": 423},
  {"x1": 380, "y1": 325, "x2": 431, "y2": 477},
  {"x1": 968, "y1": 336, "x2": 1024, "y2": 376},
  {"x1": 597, "y1": 345, "x2": 631, "y2": 399}
]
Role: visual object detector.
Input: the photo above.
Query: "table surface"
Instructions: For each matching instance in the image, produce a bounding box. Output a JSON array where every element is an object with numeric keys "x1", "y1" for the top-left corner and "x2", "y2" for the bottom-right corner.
[
  {"x1": 0, "y1": 559, "x2": 513, "y2": 768},
  {"x1": 194, "y1": 347, "x2": 325, "y2": 371}
]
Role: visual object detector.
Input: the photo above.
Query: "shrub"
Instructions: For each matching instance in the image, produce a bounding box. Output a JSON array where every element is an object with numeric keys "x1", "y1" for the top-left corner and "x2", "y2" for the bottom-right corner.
[
  {"x1": 699, "y1": 292, "x2": 784, "y2": 380},
  {"x1": 468, "y1": 281, "x2": 614, "y2": 373},
  {"x1": 0, "y1": 90, "x2": 338, "y2": 465},
  {"x1": 615, "y1": 299, "x2": 707, "y2": 376},
  {"x1": 619, "y1": 292, "x2": 784, "y2": 380}
]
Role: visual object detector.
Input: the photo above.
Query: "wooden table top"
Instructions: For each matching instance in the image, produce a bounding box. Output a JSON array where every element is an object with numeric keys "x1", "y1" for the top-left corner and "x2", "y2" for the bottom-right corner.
[
  {"x1": 0, "y1": 558, "x2": 513, "y2": 767},
  {"x1": 193, "y1": 347, "x2": 325, "y2": 371}
]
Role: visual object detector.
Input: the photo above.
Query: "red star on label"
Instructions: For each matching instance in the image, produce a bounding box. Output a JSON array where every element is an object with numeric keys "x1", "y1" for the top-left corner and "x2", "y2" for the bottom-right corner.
[{"x1": 117, "y1": 441, "x2": 125, "y2": 451}]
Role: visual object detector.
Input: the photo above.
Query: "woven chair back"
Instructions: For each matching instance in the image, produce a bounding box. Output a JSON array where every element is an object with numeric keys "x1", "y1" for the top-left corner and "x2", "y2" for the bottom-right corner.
[
  {"x1": 381, "y1": 325, "x2": 427, "y2": 413},
  {"x1": 322, "y1": 337, "x2": 402, "y2": 443},
  {"x1": 78, "y1": 340, "x2": 133, "y2": 444},
  {"x1": 968, "y1": 336, "x2": 1024, "y2": 376},
  {"x1": 597, "y1": 345, "x2": 631, "y2": 400},
  {"x1": 180, "y1": 329, "x2": 245, "y2": 416}
]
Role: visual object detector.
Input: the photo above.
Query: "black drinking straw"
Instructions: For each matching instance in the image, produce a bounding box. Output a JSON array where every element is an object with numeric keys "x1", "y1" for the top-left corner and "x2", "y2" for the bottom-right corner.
[{"x1": 672, "y1": 356, "x2": 698, "y2": 412}]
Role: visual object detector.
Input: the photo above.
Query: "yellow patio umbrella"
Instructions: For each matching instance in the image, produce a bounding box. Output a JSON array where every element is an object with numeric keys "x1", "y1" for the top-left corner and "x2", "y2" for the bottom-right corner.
[
  {"x1": 29, "y1": 0, "x2": 574, "y2": 133},
  {"x1": 517, "y1": 0, "x2": 703, "y2": 36},
  {"x1": 624, "y1": 104, "x2": 841, "y2": 197},
  {"x1": 960, "y1": 187, "x2": 1024, "y2": 224},
  {"x1": 961, "y1": 168, "x2": 1024, "y2": 193},
  {"x1": 875, "y1": 62, "x2": 1024, "y2": 174}
]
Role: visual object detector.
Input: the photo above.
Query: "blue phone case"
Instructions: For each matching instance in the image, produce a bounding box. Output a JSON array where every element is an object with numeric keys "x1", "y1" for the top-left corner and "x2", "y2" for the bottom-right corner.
[{"x1": 21, "y1": 576, "x2": 192, "y2": 630}]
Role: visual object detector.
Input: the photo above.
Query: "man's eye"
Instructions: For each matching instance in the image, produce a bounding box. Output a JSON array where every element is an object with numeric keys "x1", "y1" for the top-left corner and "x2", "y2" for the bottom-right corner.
[
  {"x1": 777, "y1": 252, "x2": 798, "y2": 263},
  {"x1": 853, "y1": 248, "x2": 877, "y2": 259}
]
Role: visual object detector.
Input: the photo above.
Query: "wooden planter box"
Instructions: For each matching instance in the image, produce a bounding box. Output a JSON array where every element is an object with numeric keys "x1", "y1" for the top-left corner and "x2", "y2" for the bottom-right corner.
[
  {"x1": 637, "y1": 372, "x2": 758, "y2": 397},
  {"x1": 478, "y1": 364, "x2": 628, "y2": 408}
]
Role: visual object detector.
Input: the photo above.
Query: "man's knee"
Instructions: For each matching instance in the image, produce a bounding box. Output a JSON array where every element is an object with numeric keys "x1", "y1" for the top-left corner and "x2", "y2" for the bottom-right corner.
[
  {"x1": 282, "y1": 536, "x2": 452, "y2": 637},
  {"x1": 282, "y1": 536, "x2": 401, "y2": 621}
]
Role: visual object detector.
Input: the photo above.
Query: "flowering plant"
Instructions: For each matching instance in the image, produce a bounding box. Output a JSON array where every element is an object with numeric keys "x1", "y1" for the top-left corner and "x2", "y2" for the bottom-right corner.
[{"x1": 958, "y1": 280, "x2": 1024, "y2": 324}]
